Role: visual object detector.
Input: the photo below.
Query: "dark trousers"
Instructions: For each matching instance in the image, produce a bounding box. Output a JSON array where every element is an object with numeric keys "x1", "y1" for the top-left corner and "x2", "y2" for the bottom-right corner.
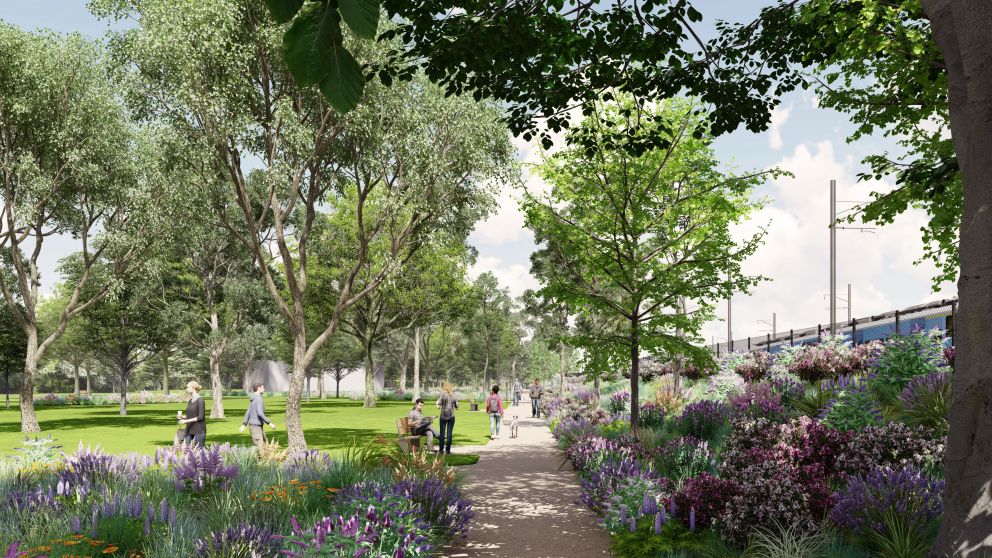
[
  {"x1": 531, "y1": 398, "x2": 540, "y2": 418},
  {"x1": 184, "y1": 432, "x2": 205, "y2": 447},
  {"x1": 439, "y1": 417, "x2": 455, "y2": 453}
]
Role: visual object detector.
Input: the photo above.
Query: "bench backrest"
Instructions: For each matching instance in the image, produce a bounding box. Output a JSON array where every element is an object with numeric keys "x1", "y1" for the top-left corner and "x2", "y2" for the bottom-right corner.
[{"x1": 396, "y1": 417, "x2": 412, "y2": 436}]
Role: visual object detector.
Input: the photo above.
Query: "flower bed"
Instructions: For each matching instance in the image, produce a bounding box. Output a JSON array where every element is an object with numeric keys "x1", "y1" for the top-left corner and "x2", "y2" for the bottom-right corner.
[
  {"x1": 1, "y1": 436, "x2": 472, "y2": 557},
  {"x1": 544, "y1": 330, "x2": 951, "y2": 556}
]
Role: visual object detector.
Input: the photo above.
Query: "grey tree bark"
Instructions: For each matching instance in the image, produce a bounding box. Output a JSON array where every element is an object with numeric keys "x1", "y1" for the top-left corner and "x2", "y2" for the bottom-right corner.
[
  {"x1": 922, "y1": 1, "x2": 992, "y2": 555},
  {"x1": 413, "y1": 327, "x2": 421, "y2": 401}
]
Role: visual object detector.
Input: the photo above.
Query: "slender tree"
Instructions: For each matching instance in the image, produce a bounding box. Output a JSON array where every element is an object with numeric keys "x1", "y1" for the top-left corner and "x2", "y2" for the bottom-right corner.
[{"x1": 522, "y1": 98, "x2": 769, "y2": 429}]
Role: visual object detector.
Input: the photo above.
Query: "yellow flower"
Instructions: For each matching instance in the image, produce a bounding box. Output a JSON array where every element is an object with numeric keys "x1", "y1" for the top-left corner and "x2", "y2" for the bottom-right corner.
[{"x1": 102, "y1": 545, "x2": 119, "y2": 553}]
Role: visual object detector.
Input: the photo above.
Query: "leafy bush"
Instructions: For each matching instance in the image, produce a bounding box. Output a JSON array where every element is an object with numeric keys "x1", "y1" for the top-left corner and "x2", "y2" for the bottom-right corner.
[
  {"x1": 580, "y1": 453, "x2": 653, "y2": 513},
  {"x1": 675, "y1": 400, "x2": 729, "y2": 441},
  {"x1": 787, "y1": 344, "x2": 852, "y2": 383},
  {"x1": 727, "y1": 383, "x2": 784, "y2": 421},
  {"x1": 608, "y1": 390, "x2": 630, "y2": 414},
  {"x1": 732, "y1": 351, "x2": 774, "y2": 382},
  {"x1": 744, "y1": 522, "x2": 831, "y2": 558},
  {"x1": 656, "y1": 360, "x2": 715, "y2": 380},
  {"x1": 899, "y1": 371, "x2": 950, "y2": 435},
  {"x1": 552, "y1": 417, "x2": 600, "y2": 449},
  {"x1": 716, "y1": 460, "x2": 816, "y2": 544},
  {"x1": 651, "y1": 377, "x2": 687, "y2": 415},
  {"x1": 653, "y1": 436, "x2": 712, "y2": 487},
  {"x1": 869, "y1": 329, "x2": 948, "y2": 404},
  {"x1": 672, "y1": 473, "x2": 739, "y2": 530},
  {"x1": 705, "y1": 365, "x2": 746, "y2": 401},
  {"x1": 830, "y1": 466, "x2": 943, "y2": 550},
  {"x1": 766, "y1": 372, "x2": 806, "y2": 405},
  {"x1": 392, "y1": 478, "x2": 474, "y2": 540},
  {"x1": 819, "y1": 376, "x2": 883, "y2": 432},
  {"x1": 639, "y1": 400, "x2": 667, "y2": 429},
  {"x1": 603, "y1": 476, "x2": 672, "y2": 532},
  {"x1": 609, "y1": 516, "x2": 706, "y2": 558},
  {"x1": 13, "y1": 435, "x2": 62, "y2": 470},
  {"x1": 836, "y1": 422, "x2": 945, "y2": 479}
]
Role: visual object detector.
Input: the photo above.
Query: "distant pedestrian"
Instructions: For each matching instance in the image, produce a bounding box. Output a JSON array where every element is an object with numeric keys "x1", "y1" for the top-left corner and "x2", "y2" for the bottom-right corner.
[
  {"x1": 240, "y1": 382, "x2": 277, "y2": 448},
  {"x1": 435, "y1": 383, "x2": 458, "y2": 455},
  {"x1": 408, "y1": 398, "x2": 440, "y2": 452},
  {"x1": 512, "y1": 379, "x2": 522, "y2": 407},
  {"x1": 528, "y1": 378, "x2": 544, "y2": 418},
  {"x1": 486, "y1": 385, "x2": 504, "y2": 439},
  {"x1": 178, "y1": 381, "x2": 206, "y2": 447}
]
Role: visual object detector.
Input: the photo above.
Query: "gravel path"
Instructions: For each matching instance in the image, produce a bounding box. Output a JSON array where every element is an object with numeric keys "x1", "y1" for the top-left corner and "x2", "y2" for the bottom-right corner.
[{"x1": 442, "y1": 401, "x2": 612, "y2": 558}]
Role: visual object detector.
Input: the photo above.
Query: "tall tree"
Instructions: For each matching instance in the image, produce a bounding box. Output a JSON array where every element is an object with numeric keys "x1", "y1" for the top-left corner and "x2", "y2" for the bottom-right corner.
[
  {"x1": 98, "y1": 0, "x2": 513, "y2": 450},
  {"x1": 522, "y1": 98, "x2": 769, "y2": 429},
  {"x1": 0, "y1": 25, "x2": 160, "y2": 432}
]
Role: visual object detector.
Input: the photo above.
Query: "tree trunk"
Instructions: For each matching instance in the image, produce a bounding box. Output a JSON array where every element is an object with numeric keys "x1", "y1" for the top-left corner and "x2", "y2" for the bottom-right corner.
[
  {"x1": 19, "y1": 324, "x2": 40, "y2": 433},
  {"x1": 85, "y1": 365, "x2": 91, "y2": 394},
  {"x1": 209, "y1": 342, "x2": 226, "y2": 418},
  {"x1": 594, "y1": 376, "x2": 601, "y2": 397},
  {"x1": 162, "y1": 351, "x2": 170, "y2": 395},
  {"x1": 286, "y1": 336, "x2": 311, "y2": 452},
  {"x1": 924, "y1": 1, "x2": 992, "y2": 554},
  {"x1": 318, "y1": 368, "x2": 325, "y2": 400},
  {"x1": 399, "y1": 339, "x2": 410, "y2": 393},
  {"x1": 558, "y1": 341, "x2": 567, "y2": 392},
  {"x1": 335, "y1": 368, "x2": 342, "y2": 399},
  {"x1": 630, "y1": 318, "x2": 640, "y2": 431},
  {"x1": 119, "y1": 366, "x2": 129, "y2": 417},
  {"x1": 306, "y1": 365, "x2": 312, "y2": 403},
  {"x1": 363, "y1": 338, "x2": 377, "y2": 408},
  {"x1": 5, "y1": 371, "x2": 10, "y2": 410},
  {"x1": 73, "y1": 362, "x2": 80, "y2": 398},
  {"x1": 413, "y1": 327, "x2": 421, "y2": 400}
]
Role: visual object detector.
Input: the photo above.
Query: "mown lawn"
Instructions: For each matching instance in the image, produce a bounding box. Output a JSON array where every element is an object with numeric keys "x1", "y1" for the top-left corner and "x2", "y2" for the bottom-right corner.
[{"x1": 0, "y1": 396, "x2": 493, "y2": 457}]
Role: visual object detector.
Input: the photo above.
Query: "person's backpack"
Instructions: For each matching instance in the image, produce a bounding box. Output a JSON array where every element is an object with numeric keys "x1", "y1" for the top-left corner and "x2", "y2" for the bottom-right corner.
[{"x1": 487, "y1": 394, "x2": 501, "y2": 414}]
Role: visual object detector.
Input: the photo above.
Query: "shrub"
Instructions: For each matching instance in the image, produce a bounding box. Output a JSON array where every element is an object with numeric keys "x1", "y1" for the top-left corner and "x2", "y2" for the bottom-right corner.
[
  {"x1": 836, "y1": 422, "x2": 945, "y2": 479},
  {"x1": 580, "y1": 453, "x2": 653, "y2": 512},
  {"x1": 733, "y1": 351, "x2": 775, "y2": 382},
  {"x1": 603, "y1": 476, "x2": 672, "y2": 532},
  {"x1": 280, "y1": 509, "x2": 432, "y2": 557},
  {"x1": 652, "y1": 377, "x2": 687, "y2": 415},
  {"x1": 726, "y1": 382, "x2": 784, "y2": 421},
  {"x1": 552, "y1": 417, "x2": 600, "y2": 449},
  {"x1": 745, "y1": 522, "x2": 832, "y2": 558},
  {"x1": 609, "y1": 516, "x2": 706, "y2": 558},
  {"x1": 787, "y1": 344, "x2": 851, "y2": 382},
  {"x1": 869, "y1": 329, "x2": 948, "y2": 404},
  {"x1": 639, "y1": 400, "x2": 667, "y2": 429},
  {"x1": 829, "y1": 466, "x2": 943, "y2": 540},
  {"x1": 653, "y1": 436, "x2": 712, "y2": 487},
  {"x1": 717, "y1": 460, "x2": 816, "y2": 544},
  {"x1": 819, "y1": 376, "x2": 883, "y2": 432},
  {"x1": 608, "y1": 390, "x2": 630, "y2": 414},
  {"x1": 672, "y1": 473, "x2": 739, "y2": 530},
  {"x1": 675, "y1": 400, "x2": 729, "y2": 441},
  {"x1": 899, "y1": 371, "x2": 950, "y2": 435},
  {"x1": 656, "y1": 360, "x2": 715, "y2": 380},
  {"x1": 766, "y1": 372, "x2": 806, "y2": 404},
  {"x1": 13, "y1": 435, "x2": 62, "y2": 470},
  {"x1": 705, "y1": 365, "x2": 745, "y2": 401},
  {"x1": 392, "y1": 478, "x2": 473, "y2": 540}
]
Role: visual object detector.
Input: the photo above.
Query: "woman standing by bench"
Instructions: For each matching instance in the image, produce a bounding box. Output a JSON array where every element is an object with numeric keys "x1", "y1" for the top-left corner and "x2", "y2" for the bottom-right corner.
[{"x1": 436, "y1": 383, "x2": 458, "y2": 455}]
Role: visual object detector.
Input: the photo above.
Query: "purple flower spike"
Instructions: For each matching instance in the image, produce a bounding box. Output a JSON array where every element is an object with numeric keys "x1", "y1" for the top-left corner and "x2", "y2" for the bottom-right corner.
[
  {"x1": 629, "y1": 516, "x2": 637, "y2": 533},
  {"x1": 689, "y1": 507, "x2": 696, "y2": 532},
  {"x1": 654, "y1": 511, "x2": 663, "y2": 534},
  {"x1": 71, "y1": 516, "x2": 81, "y2": 533}
]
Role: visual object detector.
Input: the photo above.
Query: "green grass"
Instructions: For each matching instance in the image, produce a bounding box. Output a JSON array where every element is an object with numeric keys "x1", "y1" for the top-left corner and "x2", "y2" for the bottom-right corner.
[
  {"x1": 443, "y1": 453, "x2": 480, "y2": 466},
  {"x1": 0, "y1": 396, "x2": 492, "y2": 457}
]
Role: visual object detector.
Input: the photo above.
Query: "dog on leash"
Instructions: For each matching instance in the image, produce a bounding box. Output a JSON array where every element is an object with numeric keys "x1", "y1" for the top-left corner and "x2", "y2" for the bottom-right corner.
[{"x1": 509, "y1": 413, "x2": 519, "y2": 438}]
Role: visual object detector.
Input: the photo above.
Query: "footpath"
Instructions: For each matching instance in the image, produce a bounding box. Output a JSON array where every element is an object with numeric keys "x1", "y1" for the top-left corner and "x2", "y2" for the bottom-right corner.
[{"x1": 442, "y1": 400, "x2": 612, "y2": 558}]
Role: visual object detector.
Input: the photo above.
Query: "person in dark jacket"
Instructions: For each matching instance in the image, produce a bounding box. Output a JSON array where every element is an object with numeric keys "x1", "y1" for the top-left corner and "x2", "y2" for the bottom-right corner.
[
  {"x1": 240, "y1": 382, "x2": 277, "y2": 447},
  {"x1": 178, "y1": 380, "x2": 206, "y2": 447}
]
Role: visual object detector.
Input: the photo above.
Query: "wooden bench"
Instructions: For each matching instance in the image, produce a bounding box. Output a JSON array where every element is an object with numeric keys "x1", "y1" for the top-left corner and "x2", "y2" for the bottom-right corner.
[{"x1": 396, "y1": 417, "x2": 426, "y2": 452}]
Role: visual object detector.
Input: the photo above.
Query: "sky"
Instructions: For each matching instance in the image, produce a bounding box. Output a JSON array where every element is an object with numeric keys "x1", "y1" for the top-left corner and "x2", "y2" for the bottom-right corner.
[{"x1": 1, "y1": 2, "x2": 957, "y2": 346}]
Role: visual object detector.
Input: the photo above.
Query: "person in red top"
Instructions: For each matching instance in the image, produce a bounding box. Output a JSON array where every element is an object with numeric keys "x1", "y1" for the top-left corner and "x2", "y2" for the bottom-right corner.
[{"x1": 486, "y1": 385, "x2": 504, "y2": 439}]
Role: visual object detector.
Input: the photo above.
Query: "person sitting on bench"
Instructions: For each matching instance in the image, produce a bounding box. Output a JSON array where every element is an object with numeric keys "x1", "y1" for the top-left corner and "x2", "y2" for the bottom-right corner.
[{"x1": 407, "y1": 398, "x2": 440, "y2": 451}]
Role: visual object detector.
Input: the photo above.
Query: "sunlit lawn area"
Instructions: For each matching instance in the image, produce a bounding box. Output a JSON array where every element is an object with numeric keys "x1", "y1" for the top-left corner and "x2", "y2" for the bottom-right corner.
[{"x1": 0, "y1": 396, "x2": 493, "y2": 457}]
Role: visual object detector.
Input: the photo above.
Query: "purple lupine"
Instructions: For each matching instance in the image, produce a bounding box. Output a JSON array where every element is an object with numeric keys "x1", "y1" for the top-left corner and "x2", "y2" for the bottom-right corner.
[
  {"x1": 830, "y1": 466, "x2": 943, "y2": 536},
  {"x1": 619, "y1": 506, "x2": 627, "y2": 525},
  {"x1": 628, "y1": 516, "x2": 636, "y2": 532},
  {"x1": 4, "y1": 542, "x2": 21, "y2": 558},
  {"x1": 640, "y1": 492, "x2": 658, "y2": 516},
  {"x1": 654, "y1": 510, "x2": 663, "y2": 534},
  {"x1": 91, "y1": 507, "x2": 99, "y2": 539},
  {"x1": 194, "y1": 523, "x2": 280, "y2": 556},
  {"x1": 71, "y1": 516, "x2": 81, "y2": 533},
  {"x1": 160, "y1": 498, "x2": 169, "y2": 523},
  {"x1": 172, "y1": 444, "x2": 240, "y2": 492},
  {"x1": 689, "y1": 507, "x2": 696, "y2": 532}
]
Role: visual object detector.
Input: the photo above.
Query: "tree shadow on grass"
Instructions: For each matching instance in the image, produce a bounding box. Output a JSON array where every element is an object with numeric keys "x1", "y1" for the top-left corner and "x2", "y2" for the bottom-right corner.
[
  {"x1": 0, "y1": 407, "x2": 187, "y2": 433},
  {"x1": 202, "y1": 426, "x2": 387, "y2": 452}
]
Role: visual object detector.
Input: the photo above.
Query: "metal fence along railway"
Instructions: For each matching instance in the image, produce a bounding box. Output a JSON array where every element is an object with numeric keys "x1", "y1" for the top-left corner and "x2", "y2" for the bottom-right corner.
[{"x1": 710, "y1": 298, "x2": 958, "y2": 356}]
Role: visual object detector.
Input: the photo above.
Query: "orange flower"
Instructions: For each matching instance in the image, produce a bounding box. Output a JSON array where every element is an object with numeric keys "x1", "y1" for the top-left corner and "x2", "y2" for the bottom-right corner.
[
  {"x1": 102, "y1": 545, "x2": 119, "y2": 554},
  {"x1": 36, "y1": 546, "x2": 53, "y2": 552},
  {"x1": 64, "y1": 540, "x2": 81, "y2": 546}
]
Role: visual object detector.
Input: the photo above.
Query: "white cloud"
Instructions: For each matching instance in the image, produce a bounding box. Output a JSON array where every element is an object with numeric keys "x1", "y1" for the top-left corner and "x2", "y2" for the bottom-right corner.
[
  {"x1": 702, "y1": 140, "x2": 956, "y2": 344},
  {"x1": 767, "y1": 104, "x2": 793, "y2": 151},
  {"x1": 469, "y1": 255, "x2": 540, "y2": 298}
]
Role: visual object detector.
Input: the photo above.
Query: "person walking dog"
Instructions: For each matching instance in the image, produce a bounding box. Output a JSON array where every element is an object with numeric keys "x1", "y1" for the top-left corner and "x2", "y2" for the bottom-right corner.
[
  {"x1": 435, "y1": 383, "x2": 458, "y2": 455},
  {"x1": 178, "y1": 381, "x2": 206, "y2": 447},
  {"x1": 528, "y1": 378, "x2": 544, "y2": 418},
  {"x1": 487, "y1": 385, "x2": 504, "y2": 439},
  {"x1": 240, "y1": 382, "x2": 277, "y2": 447}
]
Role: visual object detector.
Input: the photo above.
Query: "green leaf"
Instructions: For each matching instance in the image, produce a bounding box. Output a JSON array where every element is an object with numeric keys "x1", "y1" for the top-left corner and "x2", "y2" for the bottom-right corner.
[
  {"x1": 339, "y1": 0, "x2": 380, "y2": 39},
  {"x1": 264, "y1": 0, "x2": 304, "y2": 24},
  {"x1": 283, "y1": 2, "x2": 341, "y2": 87},
  {"x1": 318, "y1": 45, "x2": 365, "y2": 112}
]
